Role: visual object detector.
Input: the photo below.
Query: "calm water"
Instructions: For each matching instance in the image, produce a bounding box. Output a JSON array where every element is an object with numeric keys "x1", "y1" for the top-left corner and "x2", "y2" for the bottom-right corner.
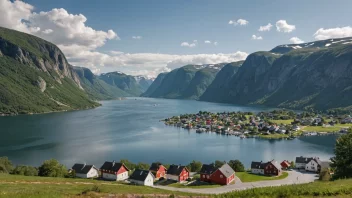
[{"x1": 0, "y1": 98, "x2": 336, "y2": 168}]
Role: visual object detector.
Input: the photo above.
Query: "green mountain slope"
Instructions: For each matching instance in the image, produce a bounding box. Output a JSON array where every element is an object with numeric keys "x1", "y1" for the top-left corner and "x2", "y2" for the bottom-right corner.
[
  {"x1": 73, "y1": 67, "x2": 131, "y2": 100},
  {"x1": 98, "y1": 72, "x2": 149, "y2": 96},
  {"x1": 141, "y1": 73, "x2": 167, "y2": 97},
  {"x1": 200, "y1": 61, "x2": 244, "y2": 101},
  {"x1": 0, "y1": 27, "x2": 98, "y2": 115},
  {"x1": 143, "y1": 64, "x2": 225, "y2": 99},
  {"x1": 202, "y1": 37, "x2": 352, "y2": 110}
]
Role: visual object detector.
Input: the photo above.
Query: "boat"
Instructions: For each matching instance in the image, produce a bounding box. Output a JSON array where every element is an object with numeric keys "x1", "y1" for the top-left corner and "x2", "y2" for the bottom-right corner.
[{"x1": 240, "y1": 134, "x2": 246, "y2": 139}]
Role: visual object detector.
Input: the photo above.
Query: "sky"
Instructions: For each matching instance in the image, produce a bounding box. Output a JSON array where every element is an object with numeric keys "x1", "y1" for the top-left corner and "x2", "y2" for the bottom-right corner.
[{"x1": 1, "y1": 0, "x2": 352, "y2": 77}]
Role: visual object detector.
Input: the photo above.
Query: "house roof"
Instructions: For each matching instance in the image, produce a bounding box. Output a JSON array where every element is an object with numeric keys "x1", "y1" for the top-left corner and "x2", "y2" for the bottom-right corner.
[
  {"x1": 251, "y1": 161, "x2": 267, "y2": 169},
  {"x1": 269, "y1": 160, "x2": 282, "y2": 170},
  {"x1": 281, "y1": 160, "x2": 291, "y2": 166},
  {"x1": 100, "y1": 161, "x2": 129, "y2": 172},
  {"x1": 166, "y1": 165, "x2": 188, "y2": 176},
  {"x1": 320, "y1": 161, "x2": 331, "y2": 170},
  {"x1": 200, "y1": 164, "x2": 217, "y2": 175},
  {"x1": 218, "y1": 163, "x2": 235, "y2": 178},
  {"x1": 129, "y1": 169, "x2": 154, "y2": 181},
  {"x1": 313, "y1": 158, "x2": 322, "y2": 165},
  {"x1": 71, "y1": 164, "x2": 96, "y2": 174},
  {"x1": 149, "y1": 163, "x2": 163, "y2": 171},
  {"x1": 295, "y1": 156, "x2": 313, "y2": 164}
]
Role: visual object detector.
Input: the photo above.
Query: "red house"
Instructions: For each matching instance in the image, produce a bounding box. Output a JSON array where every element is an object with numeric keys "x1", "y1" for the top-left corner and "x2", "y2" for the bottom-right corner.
[
  {"x1": 209, "y1": 164, "x2": 235, "y2": 185},
  {"x1": 200, "y1": 164, "x2": 217, "y2": 182},
  {"x1": 100, "y1": 161, "x2": 130, "y2": 181},
  {"x1": 149, "y1": 163, "x2": 167, "y2": 179},
  {"x1": 166, "y1": 165, "x2": 189, "y2": 182},
  {"x1": 280, "y1": 160, "x2": 291, "y2": 170},
  {"x1": 264, "y1": 160, "x2": 282, "y2": 176}
]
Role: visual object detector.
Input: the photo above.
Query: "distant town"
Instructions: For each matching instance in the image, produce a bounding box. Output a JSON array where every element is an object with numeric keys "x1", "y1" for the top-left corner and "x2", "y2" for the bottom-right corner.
[{"x1": 162, "y1": 110, "x2": 352, "y2": 139}]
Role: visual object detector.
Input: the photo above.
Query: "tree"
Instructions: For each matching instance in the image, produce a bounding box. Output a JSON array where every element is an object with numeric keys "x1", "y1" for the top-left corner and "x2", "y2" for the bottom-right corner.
[
  {"x1": 319, "y1": 168, "x2": 331, "y2": 181},
  {"x1": 290, "y1": 161, "x2": 295, "y2": 168},
  {"x1": 187, "y1": 160, "x2": 202, "y2": 172},
  {"x1": 331, "y1": 133, "x2": 352, "y2": 179},
  {"x1": 214, "y1": 160, "x2": 226, "y2": 168},
  {"x1": 38, "y1": 159, "x2": 67, "y2": 177},
  {"x1": 136, "y1": 162, "x2": 150, "y2": 170},
  {"x1": 0, "y1": 157, "x2": 13, "y2": 173},
  {"x1": 228, "y1": 160, "x2": 245, "y2": 172},
  {"x1": 12, "y1": 165, "x2": 38, "y2": 176},
  {"x1": 120, "y1": 159, "x2": 136, "y2": 170}
]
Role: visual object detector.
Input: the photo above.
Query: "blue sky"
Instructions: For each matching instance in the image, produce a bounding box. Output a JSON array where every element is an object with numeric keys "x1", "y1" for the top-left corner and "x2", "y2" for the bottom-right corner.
[{"x1": 1, "y1": 0, "x2": 352, "y2": 76}]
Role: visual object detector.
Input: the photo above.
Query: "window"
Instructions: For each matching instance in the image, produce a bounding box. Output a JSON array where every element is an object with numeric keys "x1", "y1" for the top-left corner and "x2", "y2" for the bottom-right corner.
[
  {"x1": 207, "y1": 175, "x2": 209, "y2": 179},
  {"x1": 203, "y1": 175, "x2": 205, "y2": 178},
  {"x1": 220, "y1": 175, "x2": 223, "y2": 178}
]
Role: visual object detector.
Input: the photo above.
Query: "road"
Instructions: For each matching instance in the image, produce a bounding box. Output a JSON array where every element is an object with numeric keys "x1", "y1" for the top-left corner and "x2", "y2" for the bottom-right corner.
[{"x1": 153, "y1": 170, "x2": 318, "y2": 194}]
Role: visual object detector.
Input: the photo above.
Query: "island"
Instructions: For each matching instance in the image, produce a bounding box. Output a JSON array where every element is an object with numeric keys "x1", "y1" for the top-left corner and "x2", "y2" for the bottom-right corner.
[{"x1": 162, "y1": 110, "x2": 352, "y2": 139}]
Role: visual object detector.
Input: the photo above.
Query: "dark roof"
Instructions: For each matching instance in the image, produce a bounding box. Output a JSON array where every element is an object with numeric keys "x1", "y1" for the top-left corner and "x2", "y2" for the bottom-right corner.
[
  {"x1": 100, "y1": 161, "x2": 129, "y2": 171},
  {"x1": 251, "y1": 161, "x2": 267, "y2": 169},
  {"x1": 71, "y1": 164, "x2": 96, "y2": 174},
  {"x1": 200, "y1": 164, "x2": 217, "y2": 175},
  {"x1": 313, "y1": 158, "x2": 322, "y2": 165},
  {"x1": 295, "y1": 156, "x2": 313, "y2": 164},
  {"x1": 166, "y1": 165, "x2": 188, "y2": 176},
  {"x1": 129, "y1": 169, "x2": 154, "y2": 181},
  {"x1": 149, "y1": 163, "x2": 162, "y2": 171},
  {"x1": 218, "y1": 163, "x2": 235, "y2": 178}
]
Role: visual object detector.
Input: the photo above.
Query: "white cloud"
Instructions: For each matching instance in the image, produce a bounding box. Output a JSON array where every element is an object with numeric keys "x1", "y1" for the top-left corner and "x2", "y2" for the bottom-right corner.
[
  {"x1": 0, "y1": 0, "x2": 33, "y2": 32},
  {"x1": 276, "y1": 20, "x2": 296, "y2": 33},
  {"x1": 42, "y1": 29, "x2": 53, "y2": 34},
  {"x1": 204, "y1": 40, "x2": 211, "y2": 44},
  {"x1": 214, "y1": 42, "x2": 218, "y2": 46},
  {"x1": 181, "y1": 41, "x2": 196, "y2": 48},
  {"x1": 193, "y1": 40, "x2": 198, "y2": 43},
  {"x1": 252, "y1": 35, "x2": 263, "y2": 40},
  {"x1": 110, "y1": 50, "x2": 124, "y2": 55},
  {"x1": 289, "y1": 37, "x2": 304, "y2": 44},
  {"x1": 313, "y1": 26, "x2": 352, "y2": 40},
  {"x1": 229, "y1": 19, "x2": 249, "y2": 26},
  {"x1": 258, "y1": 23, "x2": 273, "y2": 31},
  {"x1": 132, "y1": 36, "x2": 142, "y2": 39}
]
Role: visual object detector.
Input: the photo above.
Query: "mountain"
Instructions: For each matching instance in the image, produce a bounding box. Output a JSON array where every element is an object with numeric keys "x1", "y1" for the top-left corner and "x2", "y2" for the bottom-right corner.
[
  {"x1": 73, "y1": 67, "x2": 131, "y2": 100},
  {"x1": 201, "y1": 37, "x2": 352, "y2": 110},
  {"x1": 0, "y1": 26, "x2": 99, "y2": 115},
  {"x1": 200, "y1": 61, "x2": 244, "y2": 101},
  {"x1": 142, "y1": 64, "x2": 226, "y2": 99},
  {"x1": 98, "y1": 72, "x2": 151, "y2": 96}
]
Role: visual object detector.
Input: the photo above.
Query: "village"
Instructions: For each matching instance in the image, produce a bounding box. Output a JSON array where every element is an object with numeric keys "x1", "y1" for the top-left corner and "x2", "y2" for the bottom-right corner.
[
  {"x1": 68, "y1": 155, "x2": 331, "y2": 190},
  {"x1": 162, "y1": 110, "x2": 352, "y2": 139}
]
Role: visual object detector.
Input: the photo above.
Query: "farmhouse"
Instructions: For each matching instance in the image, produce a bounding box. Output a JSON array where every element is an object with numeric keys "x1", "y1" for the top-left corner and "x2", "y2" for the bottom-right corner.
[
  {"x1": 149, "y1": 163, "x2": 167, "y2": 179},
  {"x1": 296, "y1": 156, "x2": 313, "y2": 169},
  {"x1": 100, "y1": 161, "x2": 129, "y2": 181},
  {"x1": 209, "y1": 163, "x2": 235, "y2": 185},
  {"x1": 280, "y1": 160, "x2": 291, "y2": 170},
  {"x1": 200, "y1": 164, "x2": 217, "y2": 182},
  {"x1": 71, "y1": 163, "x2": 99, "y2": 178},
  {"x1": 264, "y1": 160, "x2": 282, "y2": 176},
  {"x1": 251, "y1": 161, "x2": 266, "y2": 175},
  {"x1": 129, "y1": 169, "x2": 155, "y2": 186},
  {"x1": 166, "y1": 165, "x2": 190, "y2": 182}
]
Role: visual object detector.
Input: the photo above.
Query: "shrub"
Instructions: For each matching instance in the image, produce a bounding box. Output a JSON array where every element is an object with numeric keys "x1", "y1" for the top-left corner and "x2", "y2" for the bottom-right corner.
[
  {"x1": 38, "y1": 159, "x2": 67, "y2": 177},
  {"x1": 12, "y1": 165, "x2": 38, "y2": 176},
  {"x1": 0, "y1": 157, "x2": 13, "y2": 173}
]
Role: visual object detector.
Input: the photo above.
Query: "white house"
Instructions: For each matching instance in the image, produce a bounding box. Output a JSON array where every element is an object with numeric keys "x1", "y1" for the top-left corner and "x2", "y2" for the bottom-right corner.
[
  {"x1": 295, "y1": 156, "x2": 313, "y2": 169},
  {"x1": 305, "y1": 158, "x2": 321, "y2": 172},
  {"x1": 129, "y1": 169, "x2": 155, "y2": 186},
  {"x1": 71, "y1": 163, "x2": 99, "y2": 178},
  {"x1": 100, "y1": 161, "x2": 129, "y2": 181},
  {"x1": 250, "y1": 161, "x2": 265, "y2": 175}
]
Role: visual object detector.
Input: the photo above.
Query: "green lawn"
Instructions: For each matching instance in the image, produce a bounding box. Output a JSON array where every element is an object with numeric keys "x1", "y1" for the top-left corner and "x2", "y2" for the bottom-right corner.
[
  {"x1": 236, "y1": 172, "x2": 289, "y2": 182},
  {"x1": 0, "y1": 174, "x2": 196, "y2": 198},
  {"x1": 215, "y1": 179, "x2": 352, "y2": 198},
  {"x1": 302, "y1": 126, "x2": 341, "y2": 132},
  {"x1": 168, "y1": 182, "x2": 221, "y2": 189},
  {"x1": 269, "y1": 119, "x2": 294, "y2": 125}
]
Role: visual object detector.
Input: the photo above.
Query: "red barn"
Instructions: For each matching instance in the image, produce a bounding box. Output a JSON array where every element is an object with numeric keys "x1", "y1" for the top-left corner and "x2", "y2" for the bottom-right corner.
[
  {"x1": 166, "y1": 165, "x2": 189, "y2": 182},
  {"x1": 209, "y1": 164, "x2": 235, "y2": 185},
  {"x1": 149, "y1": 163, "x2": 167, "y2": 179},
  {"x1": 264, "y1": 160, "x2": 282, "y2": 176},
  {"x1": 200, "y1": 164, "x2": 217, "y2": 182},
  {"x1": 280, "y1": 160, "x2": 291, "y2": 170}
]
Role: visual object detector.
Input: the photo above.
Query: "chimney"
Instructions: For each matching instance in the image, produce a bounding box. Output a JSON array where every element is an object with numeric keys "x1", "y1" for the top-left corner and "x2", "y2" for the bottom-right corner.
[{"x1": 112, "y1": 160, "x2": 115, "y2": 166}]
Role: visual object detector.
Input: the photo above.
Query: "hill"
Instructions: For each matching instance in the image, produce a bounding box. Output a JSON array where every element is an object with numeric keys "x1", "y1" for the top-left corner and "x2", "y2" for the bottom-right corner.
[{"x1": 0, "y1": 27, "x2": 99, "y2": 115}]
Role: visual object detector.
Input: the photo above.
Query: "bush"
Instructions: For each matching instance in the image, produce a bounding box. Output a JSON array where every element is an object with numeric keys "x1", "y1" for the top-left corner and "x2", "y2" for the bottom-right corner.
[
  {"x1": 0, "y1": 157, "x2": 13, "y2": 173},
  {"x1": 12, "y1": 165, "x2": 38, "y2": 176},
  {"x1": 228, "y1": 160, "x2": 245, "y2": 172},
  {"x1": 38, "y1": 159, "x2": 67, "y2": 177},
  {"x1": 319, "y1": 168, "x2": 331, "y2": 181}
]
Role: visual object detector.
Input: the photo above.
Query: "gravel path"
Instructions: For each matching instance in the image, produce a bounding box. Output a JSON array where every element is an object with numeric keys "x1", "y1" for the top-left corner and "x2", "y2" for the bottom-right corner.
[{"x1": 153, "y1": 170, "x2": 318, "y2": 194}]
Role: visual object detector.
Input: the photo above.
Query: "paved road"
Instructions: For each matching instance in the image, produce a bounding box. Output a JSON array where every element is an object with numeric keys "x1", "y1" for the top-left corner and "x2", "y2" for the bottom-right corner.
[{"x1": 153, "y1": 170, "x2": 318, "y2": 194}]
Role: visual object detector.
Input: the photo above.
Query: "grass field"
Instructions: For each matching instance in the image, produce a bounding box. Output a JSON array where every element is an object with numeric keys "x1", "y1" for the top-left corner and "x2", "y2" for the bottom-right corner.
[
  {"x1": 269, "y1": 119, "x2": 294, "y2": 125},
  {"x1": 215, "y1": 179, "x2": 352, "y2": 198},
  {"x1": 302, "y1": 126, "x2": 342, "y2": 132},
  {"x1": 0, "y1": 174, "x2": 196, "y2": 198},
  {"x1": 258, "y1": 134, "x2": 290, "y2": 139},
  {"x1": 168, "y1": 182, "x2": 221, "y2": 189},
  {"x1": 236, "y1": 172, "x2": 289, "y2": 182}
]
